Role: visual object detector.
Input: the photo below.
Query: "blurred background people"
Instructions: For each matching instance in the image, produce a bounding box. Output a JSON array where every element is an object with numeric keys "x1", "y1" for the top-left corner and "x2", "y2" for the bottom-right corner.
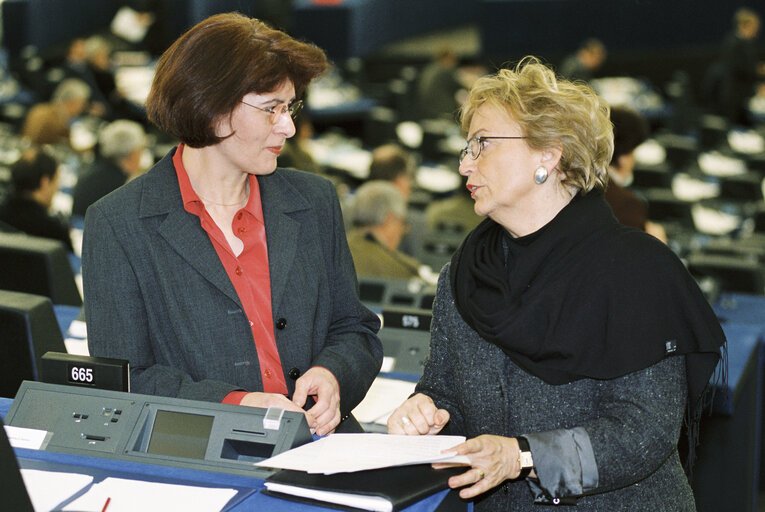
[
  {"x1": 417, "y1": 46, "x2": 464, "y2": 121},
  {"x1": 605, "y1": 105, "x2": 667, "y2": 242},
  {"x1": 367, "y1": 143, "x2": 426, "y2": 257},
  {"x1": 558, "y1": 38, "x2": 607, "y2": 82},
  {"x1": 716, "y1": 8, "x2": 765, "y2": 126},
  {"x1": 72, "y1": 119, "x2": 148, "y2": 217},
  {"x1": 0, "y1": 146, "x2": 73, "y2": 251},
  {"x1": 346, "y1": 180, "x2": 423, "y2": 280},
  {"x1": 21, "y1": 78, "x2": 90, "y2": 146},
  {"x1": 425, "y1": 184, "x2": 483, "y2": 234},
  {"x1": 60, "y1": 37, "x2": 109, "y2": 117}
]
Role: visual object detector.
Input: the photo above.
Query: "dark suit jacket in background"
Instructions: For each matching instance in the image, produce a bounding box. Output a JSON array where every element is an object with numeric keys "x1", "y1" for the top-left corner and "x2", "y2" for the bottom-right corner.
[
  {"x1": 82, "y1": 148, "x2": 383, "y2": 418},
  {"x1": 72, "y1": 157, "x2": 127, "y2": 217},
  {"x1": 0, "y1": 195, "x2": 74, "y2": 252},
  {"x1": 604, "y1": 182, "x2": 647, "y2": 231}
]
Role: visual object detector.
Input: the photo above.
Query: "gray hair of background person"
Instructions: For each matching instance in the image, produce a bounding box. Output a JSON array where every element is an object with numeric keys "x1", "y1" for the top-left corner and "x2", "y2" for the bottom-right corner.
[
  {"x1": 349, "y1": 180, "x2": 407, "y2": 228},
  {"x1": 461, "y1": 56, "x2": 613, "y2": 194},
  {"x1": 51, "y1": 78, "x2": 91, "y2": 103},
  {"x1": 98, "y1": 120, "x2": 147, "y2": 161}
]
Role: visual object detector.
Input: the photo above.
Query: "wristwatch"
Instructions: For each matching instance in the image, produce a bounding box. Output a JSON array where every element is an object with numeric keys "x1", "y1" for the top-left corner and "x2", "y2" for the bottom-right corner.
[{"x1": 516, "y1": 436, "x2": 534, "y2": 479}]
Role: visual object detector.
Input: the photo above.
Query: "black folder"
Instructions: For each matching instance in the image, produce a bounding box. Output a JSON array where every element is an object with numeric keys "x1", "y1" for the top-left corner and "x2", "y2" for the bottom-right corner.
[{"x1": 263, "y1": 463, "x2": 465, "y2": 511}]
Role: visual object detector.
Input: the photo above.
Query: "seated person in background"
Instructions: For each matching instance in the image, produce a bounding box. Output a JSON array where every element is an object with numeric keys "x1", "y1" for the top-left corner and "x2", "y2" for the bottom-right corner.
[
  {"x1": 717, "y1": 8, "x2": 765, "y2": 126},
  {"x1": 367, "y1": 143, "x2": 426, "y2": 257},
  {"x1": 388, "y1": 57, "x2": 724, "y2": 509},
  {"x1": 346, "y1": 180, "x2": 423, "y2": 281},
  {"x1": 21, "y1": 78, "x2": 91, "y2": 146},
  {"x1": 417, "y1": 46, "x2": 463, "y2": 121},
  {"x1": 82, "y1": 13, "x2": 382, "y2": 436},
  {"x1": 424, "y1": 183, "x2": 483, "y2": 233},
  {"x1": 61, "y1": 37, "x2": 109, "y2": 117},
  {"x1": 605, "y1": 106, "x2": 667, "y2": 242},
  {"x1": 72, "y1": 119, "x2": 148, "y2": 217},
  {"x1": 0, "y1": 147, "x2": 73, "y2": 252},
  {"x1": 558, "y1": 38, "x2": 606, "y2": 83}
]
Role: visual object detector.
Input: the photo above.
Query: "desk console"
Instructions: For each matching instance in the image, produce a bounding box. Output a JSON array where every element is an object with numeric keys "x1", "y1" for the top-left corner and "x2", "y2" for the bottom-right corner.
[{"x1": 6, "y1": 381, "x2": 311, "y2": 478}]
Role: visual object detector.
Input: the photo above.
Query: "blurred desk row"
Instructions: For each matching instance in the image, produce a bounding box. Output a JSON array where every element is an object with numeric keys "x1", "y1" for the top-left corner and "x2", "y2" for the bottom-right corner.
[{"x1": 692, "y1": 293, "x2": 765, "y2": 512}]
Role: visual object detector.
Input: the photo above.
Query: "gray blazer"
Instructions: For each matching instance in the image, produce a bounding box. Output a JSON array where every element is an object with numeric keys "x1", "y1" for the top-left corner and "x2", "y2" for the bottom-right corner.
[{"x1": 82, "y1": 148, "x2": 382, "y2": 418}]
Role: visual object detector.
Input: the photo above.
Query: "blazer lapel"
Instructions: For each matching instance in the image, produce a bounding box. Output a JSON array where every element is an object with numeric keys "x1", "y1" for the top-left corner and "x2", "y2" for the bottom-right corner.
[
  {"x1": 139, "y1": 153, "x2": 241, "y2": 306},
  {"x1": 259, "y1": 171, "x2": 311, "y2": 312}
]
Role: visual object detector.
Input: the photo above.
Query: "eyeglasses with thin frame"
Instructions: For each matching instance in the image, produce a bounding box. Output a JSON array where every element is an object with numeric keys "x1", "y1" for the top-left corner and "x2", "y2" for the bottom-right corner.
[
  {"x1": 459, "y1": 135, "x2": 528, "y2": 164},
  {"x1": 240, "y1": 99, "x2": 303, "y2": 123}
]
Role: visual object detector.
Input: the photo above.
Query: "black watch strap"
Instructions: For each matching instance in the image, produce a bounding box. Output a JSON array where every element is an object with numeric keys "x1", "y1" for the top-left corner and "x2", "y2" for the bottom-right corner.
[{"x1": 516, "y1": 436, "x2": 533, "y2": 480}]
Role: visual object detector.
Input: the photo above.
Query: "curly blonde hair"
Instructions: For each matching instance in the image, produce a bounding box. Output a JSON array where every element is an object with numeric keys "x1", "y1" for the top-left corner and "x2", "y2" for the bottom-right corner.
[{"x1": 460, "y1": 56, "x2": 613, "y2": 193}]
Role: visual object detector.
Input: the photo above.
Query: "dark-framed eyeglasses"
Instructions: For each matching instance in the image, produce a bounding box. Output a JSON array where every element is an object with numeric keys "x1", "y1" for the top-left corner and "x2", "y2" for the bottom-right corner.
[
  {"x1": 240, "y1": 99, "x2": 303, "y2": 123},
  {"x1": 458, "y1": 135, "x2": 528, "y2": 163}
]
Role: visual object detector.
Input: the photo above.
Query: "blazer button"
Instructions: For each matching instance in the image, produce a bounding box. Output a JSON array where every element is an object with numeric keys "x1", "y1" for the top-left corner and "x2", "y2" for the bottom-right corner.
[
  {"x1": 276, "y1": 318, "x2": 287, "y2": 330},
  {"x1": 288, "y1": 367, "x2": 301, "y2": 380}
]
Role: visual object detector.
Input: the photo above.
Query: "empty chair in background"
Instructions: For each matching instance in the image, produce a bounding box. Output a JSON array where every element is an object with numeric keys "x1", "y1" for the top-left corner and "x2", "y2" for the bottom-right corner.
[
  {"x1": 686, "y1": 251, "x2": 765, "y2": 295},
  {"x1": 0, "y1": 232, "x2": 81, "y2": 306},
  {"x1": 0, "y1": 289, "x2": 67, "y2": 397}
]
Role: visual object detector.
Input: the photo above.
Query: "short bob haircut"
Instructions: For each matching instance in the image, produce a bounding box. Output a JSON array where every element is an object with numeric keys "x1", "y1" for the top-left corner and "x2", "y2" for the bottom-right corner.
[
  {"x1": 146, "y1": 12, "x2": 328, "y2": 148},
  {"x1": 460, "y1": 56, "x2": 613, "y2": 194}
]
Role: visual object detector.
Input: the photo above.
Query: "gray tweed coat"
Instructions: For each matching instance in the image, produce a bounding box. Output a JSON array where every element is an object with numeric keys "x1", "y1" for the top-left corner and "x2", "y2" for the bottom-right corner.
[{"x1": 416, "y1": 264, "x2": 696, "y2": 511}]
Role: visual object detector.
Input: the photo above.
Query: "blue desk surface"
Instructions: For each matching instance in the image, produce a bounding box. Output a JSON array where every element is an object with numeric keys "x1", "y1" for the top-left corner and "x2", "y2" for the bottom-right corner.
[
  {"x1": 714, "y1": 293, "x2": 765, "y2": 328},
  {"x1": 1, "y1": 398, "x2": 457, "y2": 512}
]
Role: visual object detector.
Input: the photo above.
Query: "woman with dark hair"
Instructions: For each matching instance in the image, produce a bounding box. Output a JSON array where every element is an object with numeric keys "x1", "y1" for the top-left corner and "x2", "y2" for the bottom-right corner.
[
  {"x1": 82, "y1": 13, "x2": 382, "y2": 436},
  {"x1": 388, "y1": 57, "x2": 725, "y2": 510}
]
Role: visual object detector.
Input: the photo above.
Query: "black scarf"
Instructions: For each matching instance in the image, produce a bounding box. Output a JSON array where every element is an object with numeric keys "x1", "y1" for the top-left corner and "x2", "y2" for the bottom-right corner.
[{"x1": 451, "y1": 191, "x2": 726, "y2": 468}]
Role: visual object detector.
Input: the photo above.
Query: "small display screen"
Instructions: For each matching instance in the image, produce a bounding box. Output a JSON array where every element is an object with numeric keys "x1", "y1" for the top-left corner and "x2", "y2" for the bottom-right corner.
[{"x1": 146, "y1": 410, "x2": 214, "y2": 460}]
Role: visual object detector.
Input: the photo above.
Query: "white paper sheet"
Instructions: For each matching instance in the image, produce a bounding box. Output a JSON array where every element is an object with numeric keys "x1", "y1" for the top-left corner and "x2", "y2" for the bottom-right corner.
[
  {"x1": 351, "y1": 377, "x2": 417, "y2": 424},
  {"x1": 20, "y1": 469, "x2": 93, "y2": 512},
  {"x1": 62, "y1": 477, "x2": 238, "y2": 512},
  {"x1": 264, "y1": 482, "x2": 393, "y2": 512},
  {"x1": 256, "y1": 433, "x2": 470, "y2": 474},
  {"x1": 5, "y1": 425, "x2": 47, "y2": 450}
]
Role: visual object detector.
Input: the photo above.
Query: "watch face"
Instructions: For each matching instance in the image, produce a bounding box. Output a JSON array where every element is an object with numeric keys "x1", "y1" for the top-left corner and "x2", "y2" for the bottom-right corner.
[{"x1": 520, "y1": 451, "x2": 534, "y2": 468}]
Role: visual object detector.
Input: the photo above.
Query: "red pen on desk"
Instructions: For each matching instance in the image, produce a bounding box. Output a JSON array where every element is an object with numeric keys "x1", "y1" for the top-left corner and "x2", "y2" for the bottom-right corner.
[{"x1": 101, "y1": 497, "x2": 111, "y2": 512}]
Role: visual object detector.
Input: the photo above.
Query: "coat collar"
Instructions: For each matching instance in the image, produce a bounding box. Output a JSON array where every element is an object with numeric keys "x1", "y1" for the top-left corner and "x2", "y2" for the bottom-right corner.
[{"x1": 138, "y1": 148, "x2": 311, "y2": 311}]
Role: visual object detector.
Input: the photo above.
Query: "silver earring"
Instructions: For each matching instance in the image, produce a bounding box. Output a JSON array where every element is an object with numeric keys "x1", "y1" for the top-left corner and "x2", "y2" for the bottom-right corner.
[{"x1": 534, "y1": 166, "x2": 548, "y2": 184}]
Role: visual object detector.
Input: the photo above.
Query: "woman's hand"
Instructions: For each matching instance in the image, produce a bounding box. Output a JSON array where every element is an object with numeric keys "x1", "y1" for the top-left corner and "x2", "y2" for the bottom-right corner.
[
  {"x1": 387, "y1": 393, "x2": 450, "y2": 435},
  {"x1": 239, "y1": 391, "x2": 317, "y2": 431},
  {"x1": 433, "y1": 435, "x2": 528, "y2": 499},
  {"x1": 292, "y1": 367, "x2": 341, "y2": 436}
]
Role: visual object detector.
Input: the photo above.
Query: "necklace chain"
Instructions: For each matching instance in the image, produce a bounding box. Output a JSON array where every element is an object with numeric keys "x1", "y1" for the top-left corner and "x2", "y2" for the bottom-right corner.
[
  {"x1": 196, "y1": 181, "x2": 250, "y2": 207},
  {"x1": 197, "y1": 193, "x2": 248, "y2": 207}
]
